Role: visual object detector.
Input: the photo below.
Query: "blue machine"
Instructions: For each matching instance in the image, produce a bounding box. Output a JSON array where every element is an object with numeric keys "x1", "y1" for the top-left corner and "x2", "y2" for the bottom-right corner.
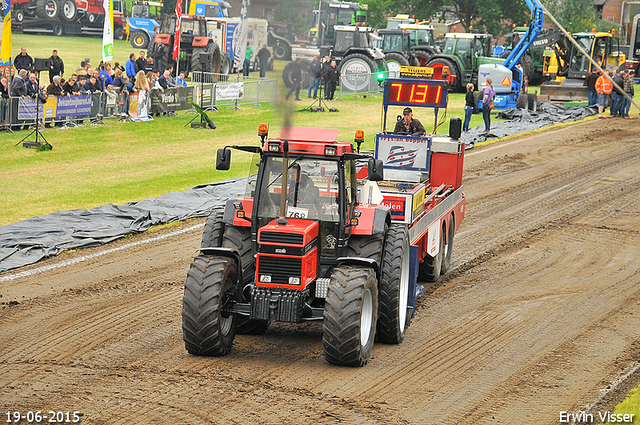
[{"x1": 477, "y1": 0, "x2": 544, "y2": 109}]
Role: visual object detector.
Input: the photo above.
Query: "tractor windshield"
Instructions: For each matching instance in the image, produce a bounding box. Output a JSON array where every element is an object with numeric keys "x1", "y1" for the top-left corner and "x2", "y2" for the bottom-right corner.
[
  {"x1": 334, "y1": 29, "x2": 369, "y2": 52},
  {"x1": 131, "y1": 4, "x2": 150, "y2": 18},
  {"x1": 256, "y1": 156, "x2": 341, "y2": 227},
  {"x1": 414, "y1": 29, "x2": 434, "y2": 47},
  {"x1": 382, "y1": 34, "x2": 404, "y2": 51}
]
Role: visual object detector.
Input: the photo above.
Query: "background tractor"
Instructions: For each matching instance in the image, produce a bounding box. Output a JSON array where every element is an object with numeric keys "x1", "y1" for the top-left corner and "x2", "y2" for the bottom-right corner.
[{"x1": 151, "y1": 14, "x2": 221, "y2": 77}]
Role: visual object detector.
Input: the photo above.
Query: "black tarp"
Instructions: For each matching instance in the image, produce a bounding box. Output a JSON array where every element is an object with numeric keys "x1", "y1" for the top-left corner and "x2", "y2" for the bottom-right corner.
[
  {"x1": 460, "y1": 103, "x2": 598, "y2": 147},
  {"x1": 0, "y1": 178, "x2": 246, "y2": 273}
]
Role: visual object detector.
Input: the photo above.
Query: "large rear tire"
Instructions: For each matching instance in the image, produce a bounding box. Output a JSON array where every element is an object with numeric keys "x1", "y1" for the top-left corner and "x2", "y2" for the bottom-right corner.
[
  {"x1": 338, "y1": 53, "x2": 376, "y2": 92},
  {"x1": 205, "y1": 42, "x2": 222, "y2": 75},
  {"x1": 182, "y1": 255, "x2": 239, "y2": 356},
  {"x1": 346, "y1": 232, "x2": 385, "y2": 265},
  {"x1": 201, "y1": 211, "x2": 224, "y2": 248},
  {"x1": 323, "y1": 266, "x2": 378, "y2": 367},
  {"x1": 379, "y1": 224, "x2": 411, "y2": 344},
  {"x1": 282, "y1": 59, "x2": 310, "y2": 89},
  {"x1": 426, "y1": 57, "x2": 461, "y2": 92},
  {"x1": 413, "y1": 48, "x2": 433, "y2": 67}
]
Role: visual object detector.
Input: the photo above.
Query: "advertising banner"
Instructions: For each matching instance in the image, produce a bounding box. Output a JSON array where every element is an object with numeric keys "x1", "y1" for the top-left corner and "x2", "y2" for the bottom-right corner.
[
  {"x1": 150, "y1": 86, "x2": 193, "y2": 113},
  {"x1": 17, "y1": 95, "x2": 92, "y2": 120},
  {"x1": 0, "y1": 0, "x2": 11, "y2": 74},
  {"x1": 215, "y1": 82, "x2": 243, "y2": 100}
]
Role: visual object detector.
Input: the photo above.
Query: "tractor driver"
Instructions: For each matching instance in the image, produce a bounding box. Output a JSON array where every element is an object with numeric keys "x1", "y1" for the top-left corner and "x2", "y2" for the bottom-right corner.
[
  {"x1": 394, "y1": 107, "x2": 426, "y2": 136},
  {"x1": 287, "y1": 163, "x2": 320, "y2": 216}
]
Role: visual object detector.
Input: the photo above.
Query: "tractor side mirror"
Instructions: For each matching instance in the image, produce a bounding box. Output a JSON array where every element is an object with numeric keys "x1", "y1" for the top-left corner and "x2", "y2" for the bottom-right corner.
[
  {"x1": 216, "y1": 148, "x2": 231, "y2": 170},
  {"x1": 367, "y1": 158, "x2": 384, "y2": 181}
]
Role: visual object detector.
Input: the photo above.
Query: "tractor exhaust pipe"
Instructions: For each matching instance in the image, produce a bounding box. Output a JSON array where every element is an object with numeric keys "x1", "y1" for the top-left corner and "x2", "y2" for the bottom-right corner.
[{"x1": 280, "y1": 141, "x2": 289, "y2": 219}]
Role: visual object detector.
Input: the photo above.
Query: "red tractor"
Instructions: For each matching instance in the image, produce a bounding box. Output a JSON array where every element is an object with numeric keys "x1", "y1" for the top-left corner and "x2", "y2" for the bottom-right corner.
[
  {"x1": 151, "y1": 14, "x2": 221, "y2": 77},
  {"x1": 183, "y1": 76, "x2": 465, "y2": 366}
]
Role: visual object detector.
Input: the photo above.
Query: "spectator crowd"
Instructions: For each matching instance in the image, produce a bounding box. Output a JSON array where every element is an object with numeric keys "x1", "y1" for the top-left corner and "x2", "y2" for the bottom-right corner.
[{"x1": 2, "y1": 46, "x2": 191, "y2": 128}]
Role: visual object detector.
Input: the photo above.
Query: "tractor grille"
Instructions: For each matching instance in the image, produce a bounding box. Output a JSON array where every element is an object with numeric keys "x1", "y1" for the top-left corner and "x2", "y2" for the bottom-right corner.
[
  {"x1": 258, "y1": 256, "x2": 302, "y2": 285},
  {"x1": 260, "y1": 231, "x2": 304, "y2": 246}
]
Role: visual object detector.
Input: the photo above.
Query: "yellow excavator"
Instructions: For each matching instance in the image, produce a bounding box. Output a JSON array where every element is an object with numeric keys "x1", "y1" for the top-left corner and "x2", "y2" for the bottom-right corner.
[{"x1": 540, "y1": 30, "x2": 625, "y2": 103}]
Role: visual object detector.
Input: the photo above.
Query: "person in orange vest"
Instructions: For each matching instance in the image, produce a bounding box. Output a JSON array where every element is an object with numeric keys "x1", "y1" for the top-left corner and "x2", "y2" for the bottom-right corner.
[{"x1": 595, "y1": 69, "x2": 613, "y2": 118}]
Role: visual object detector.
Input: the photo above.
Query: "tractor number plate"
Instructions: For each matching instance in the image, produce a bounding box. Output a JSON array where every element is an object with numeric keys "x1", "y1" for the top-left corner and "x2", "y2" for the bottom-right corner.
[{"x1": 287, "y1": 207, "x2": 309, "y2": 219}]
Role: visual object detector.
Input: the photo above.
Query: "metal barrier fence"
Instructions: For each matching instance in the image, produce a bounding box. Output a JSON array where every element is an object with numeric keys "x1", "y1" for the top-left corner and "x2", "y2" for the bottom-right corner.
[
  {"x1": 190, "y1": 72, "x2": 278, "y2": 109},
  {"x1": 0, "y1": 76, "x2": 279, "y2": 131},
  {"x1": 336, "y1": 71, "x2": 383, "y2": 100}
]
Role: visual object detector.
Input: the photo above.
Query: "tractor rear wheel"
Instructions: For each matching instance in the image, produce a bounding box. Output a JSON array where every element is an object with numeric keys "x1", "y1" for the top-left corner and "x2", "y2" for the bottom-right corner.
[
  {"x1": 426, "y1": 57, "x2": 460, "y2": 92},
  {"x1": 384, "y1": 52, "x2": 409, "y2": 78},
  {"x1": 205, "y1": 42, "x2": 222, "y2": 74},
  {"x1": 323, "y1": 265, "x2": 378, "y2": 366},
  {"x1": 201, "y1": 211, "x2": 224, "y2": 248},
  {"x1": 346, "y1": 231, "x2": 385, "y2": 265},
  {"x1": 413, "y1": 49, "x2": 433, "y2": 67},
  {"x1": 418, "y1": 226, "x2": 444, "y2": 282},
  {"x1": 441, "y1": 217, "x2": 455, "y2": 274},
  {"x1": 282, "y1": 59, "x2": 310, "y2": 89},
  {"x1": 220, "y1": 52, "x2": 231, "y2": 75},
  {"x1": 379, "y1": 224, "x2": 411, "y2": 344},
  {"x1": 182, "y1": 255, "x2": 239, "y2": 356},
  {"x1": 191, "y1": 48, "x2": 206, "y2": 74},
  {"x1": 338, "y1": 53, "x2": 377, "y2": 92}
]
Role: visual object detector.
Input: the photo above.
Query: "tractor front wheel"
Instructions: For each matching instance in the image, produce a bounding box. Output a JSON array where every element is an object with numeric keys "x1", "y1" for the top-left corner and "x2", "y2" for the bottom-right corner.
[
  {"x1": 323, "y1": 265, "x2": 378, "y2": 367},
  {"x1": 182, "y1": 255, "x2": 239, "y2": 356}
]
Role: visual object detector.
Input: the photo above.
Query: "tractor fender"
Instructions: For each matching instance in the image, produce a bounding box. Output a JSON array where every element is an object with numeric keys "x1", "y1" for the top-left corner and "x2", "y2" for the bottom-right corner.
[
  {"x1": 198, "y1": 247, "x2": 243, "y2": 286},
  {"x1": 373, "y1": 208, "x2": 391, "y2": 234},
  {"x1": 335, "y1": 257, "x2": 379, "y2": 274},
  {"x1": 192, "y1": 37, "x2": 210, "y2": 47}
]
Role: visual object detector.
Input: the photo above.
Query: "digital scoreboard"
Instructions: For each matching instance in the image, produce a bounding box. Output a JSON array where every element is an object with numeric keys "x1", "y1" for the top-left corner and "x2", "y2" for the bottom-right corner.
[{"x1": 383, "y1": 79, "x2": 447, "y2": 109}]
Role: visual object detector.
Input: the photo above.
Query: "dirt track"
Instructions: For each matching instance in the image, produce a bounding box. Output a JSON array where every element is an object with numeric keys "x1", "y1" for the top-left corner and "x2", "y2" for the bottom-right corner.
[{"x1": 2, "y1": 118, "x2": 640, "y2": 424}]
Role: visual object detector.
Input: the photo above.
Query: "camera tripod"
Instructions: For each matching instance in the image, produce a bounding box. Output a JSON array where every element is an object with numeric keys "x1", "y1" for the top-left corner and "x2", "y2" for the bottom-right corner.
[
  {"x1": 307, "y1": 81, "x2": 329, "y2": 111},
  {"x1": 17, "y1": 78, "x2": 51, "y2": 149}
]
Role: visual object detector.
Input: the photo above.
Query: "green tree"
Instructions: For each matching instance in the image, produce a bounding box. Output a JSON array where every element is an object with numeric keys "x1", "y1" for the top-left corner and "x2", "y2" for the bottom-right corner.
[
  {"x1": 412, "y1": 0, "x2": 530, "y2": 36},
  {"x1": 273, "y1": 0, "x2": 316, "y2": 34},
  {"x1": 544, "y1": 0, "x2": 617, "y2": 33}
]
